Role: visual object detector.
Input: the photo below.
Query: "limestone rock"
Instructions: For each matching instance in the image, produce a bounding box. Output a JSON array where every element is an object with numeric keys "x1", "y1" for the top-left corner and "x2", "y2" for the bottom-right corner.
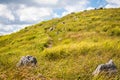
[
  {"x1": 17, "y1": 55, "x2": 37, "y2": 67},
  {"x1": 92, "y1": 59, "x2": 117, "y2": 76}
]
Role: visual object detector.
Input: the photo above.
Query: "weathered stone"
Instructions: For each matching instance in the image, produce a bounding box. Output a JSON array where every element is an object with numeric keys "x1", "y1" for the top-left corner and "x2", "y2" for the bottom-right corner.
[
  {"x1": 92, "y1": 59, "x2": 117, "y2": 76},
  {"x1": 49, "y1": 27, "x2": 54, "y2": 31},
  {"x1": 17, "y1": 55, "x2": 37, "y2": 67},
  {"x1": 62, "y1": 22, "x2": 65, "y2": 24}
]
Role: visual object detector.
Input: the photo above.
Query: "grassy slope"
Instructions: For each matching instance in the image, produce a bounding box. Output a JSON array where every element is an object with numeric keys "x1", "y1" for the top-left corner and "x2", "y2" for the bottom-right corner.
[{"x1": 0, "y1": 8, "x2": 120, "y2": 80}]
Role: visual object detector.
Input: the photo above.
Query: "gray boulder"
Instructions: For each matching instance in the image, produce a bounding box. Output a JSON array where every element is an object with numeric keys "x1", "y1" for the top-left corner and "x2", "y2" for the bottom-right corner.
[
  {"x1": 92, "y1": 59, "x2": 117, "y2": 76},
  {"x1": 17, "y1": 55, "x2": 37, "y2": 67}
]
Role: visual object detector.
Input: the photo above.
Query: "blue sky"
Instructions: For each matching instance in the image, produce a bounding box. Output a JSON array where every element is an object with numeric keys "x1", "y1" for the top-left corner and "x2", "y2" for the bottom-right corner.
[{"x1": 0, "y1": 0, "x2": 120, "y2": 35}]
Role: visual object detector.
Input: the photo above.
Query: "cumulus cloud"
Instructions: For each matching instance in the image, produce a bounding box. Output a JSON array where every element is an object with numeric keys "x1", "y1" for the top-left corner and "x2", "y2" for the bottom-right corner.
[
  {"x1": 16, "y1": 5, "x2": 53, "y2": 22},
  {"x1": 61, "y1": 0, "x2": 90, "y2": 16},
  {"x1": 105, "y1": 0, "x2": 120, "y2": 8},
  {"x1": 62, "y1": 0, "x2": 89, "y2": 12},
  {"x1": 33, "y1": 0, "x2": 58, "y2": 5},
  {"x1": 0, "y1": 4, "x2": 15, "y2": 21},
  {"x1": 0, "y1": 23, "x2": 29, "y2": 35}
]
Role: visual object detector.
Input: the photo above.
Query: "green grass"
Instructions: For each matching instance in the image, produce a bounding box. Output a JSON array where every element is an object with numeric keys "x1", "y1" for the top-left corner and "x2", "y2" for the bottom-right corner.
[{"x1": 0, "y1": 8, "x2": 120, "y2": 80}]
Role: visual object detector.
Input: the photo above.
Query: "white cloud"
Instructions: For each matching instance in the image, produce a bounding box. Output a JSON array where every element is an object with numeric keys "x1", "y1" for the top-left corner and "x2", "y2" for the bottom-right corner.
[
  {"x1": 61, "y1": 0, "x2": 89, "y2": 16},
  {"x1": 16, "y1": 5, "x2": 53, "y2": 22},
  {"x1": 106, "y1": 0, "x2": 120, "y2": 4},
  {"x1": 61, "y1": 11, "x2": 69, "y2": 17},
  {"x1": 0, "y1": 4, "x2": 15, "y2": 21},
  {"x1": 0, "y1": 23, "x2": 29, "y2": 35},
  {"x1": 105, "y1": 0, "x2": 120, "y2": 8},
  {"x1": 86, "y1": 7, "x2": 94, "y2": 10},
  {"x1": 53, "y1": 13, "x2": 61, "y2": 18},
  {"x1": 33, "y1": 0, "x2": 58, "y2": 5},
  {"x1": 65, "y1": 0, "x2": 89, "y2": 11}
]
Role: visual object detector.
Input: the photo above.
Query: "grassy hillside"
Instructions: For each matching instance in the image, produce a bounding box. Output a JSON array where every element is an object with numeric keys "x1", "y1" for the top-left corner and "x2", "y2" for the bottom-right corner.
[{"x1": 0, "y1": 8, "x2": 120, "y2": 80}]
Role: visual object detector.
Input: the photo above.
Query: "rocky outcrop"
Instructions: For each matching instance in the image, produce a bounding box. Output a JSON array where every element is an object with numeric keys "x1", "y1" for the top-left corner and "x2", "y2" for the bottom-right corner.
[
  {"x1": 92, "y1": 59, "x2": 117, "y2": 76},
  {"x1": 17, "y1": 55, "x2": 37, "y2": 67}
]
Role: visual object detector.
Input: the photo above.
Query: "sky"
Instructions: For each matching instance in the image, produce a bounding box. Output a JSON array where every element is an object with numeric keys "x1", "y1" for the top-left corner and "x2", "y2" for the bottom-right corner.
[{"x1": 0, "y1": 0, "x2": 120, "y2": 35}]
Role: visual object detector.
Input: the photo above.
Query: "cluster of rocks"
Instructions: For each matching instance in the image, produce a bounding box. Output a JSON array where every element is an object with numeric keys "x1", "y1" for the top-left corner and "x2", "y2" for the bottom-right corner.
[
  {"x1": 16, "y1": 55, "x2": 118, "y2": 78},
  {"x1": 92, "y1": 59, "x2": 117, "y2": 76}
]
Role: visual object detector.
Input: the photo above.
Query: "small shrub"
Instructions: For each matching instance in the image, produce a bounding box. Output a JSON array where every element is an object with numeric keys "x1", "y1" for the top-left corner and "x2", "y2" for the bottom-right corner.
[
  {"x1": 43, "y1": 48, "x2": 70, "y2": 60},
  {"x1": 26, "y1": 36, "x2": 36, "y2": 40},
  {"x1": 99, "y1": 7, "x2": 104, "y2": 10},
  {"x1": 108, "y1": 27, "x2": 120, "y2": 36}
]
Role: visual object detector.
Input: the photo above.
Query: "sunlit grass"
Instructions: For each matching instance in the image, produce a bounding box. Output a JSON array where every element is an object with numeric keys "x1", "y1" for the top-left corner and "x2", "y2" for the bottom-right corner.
[{"x1": 0, "y1": 8, "x2": 120, "y2": 80}]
